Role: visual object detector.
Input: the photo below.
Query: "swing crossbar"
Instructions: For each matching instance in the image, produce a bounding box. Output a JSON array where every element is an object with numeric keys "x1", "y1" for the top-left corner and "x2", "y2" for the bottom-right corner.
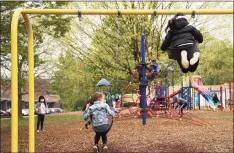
[
  {"x1": 21, "y1": 9, "x2": 234, "y2": 15},
  {"x1": 10, "y1": 8, "x2": 233, "y2": 153}
]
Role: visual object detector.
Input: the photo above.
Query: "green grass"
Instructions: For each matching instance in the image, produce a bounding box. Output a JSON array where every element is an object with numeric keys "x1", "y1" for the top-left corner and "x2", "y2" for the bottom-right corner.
[{"x1": 1, "y1": 115, "x2": 84, "y2": 128}]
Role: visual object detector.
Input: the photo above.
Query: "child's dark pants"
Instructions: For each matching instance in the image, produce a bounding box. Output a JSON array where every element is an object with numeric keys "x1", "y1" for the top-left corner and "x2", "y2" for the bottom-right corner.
[
  {"x1": 179, "y1": 103, "x2": 188, "y2": 114},
  {"x1": 94, "y1": 121, "x2": 113, "y2": 145},
  {"x1": 95, "y1": 131, "x2": 108, "y2": 145},
  {"x1": 37, "y1": 114, "x2": 45, "y2": 130},
  {"x1": 169, "y1": 43, "x2": 200, "y2": 73}
]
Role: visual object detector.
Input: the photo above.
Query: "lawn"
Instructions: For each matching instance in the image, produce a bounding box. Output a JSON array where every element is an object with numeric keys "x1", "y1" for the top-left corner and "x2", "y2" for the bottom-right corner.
[
  {"x1": 1, "y1": 111, "x2": 84, "y2": 127},
  {"x1": 1, "y1": 110, "x2": 233, "y2": 152}
]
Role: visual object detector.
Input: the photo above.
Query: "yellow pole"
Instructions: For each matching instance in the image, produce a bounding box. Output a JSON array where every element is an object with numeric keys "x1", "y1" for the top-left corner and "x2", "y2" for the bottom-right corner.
[
  {"x1": 11, "y1": 8, "x2": 234, "y2": 153},
  {"x1": 11, "y1": 8, "x2": 22, "y2": 153},
  {"x1": 23, "y1": 14, "x2": 35, "y2": 153},
  {"x1": 21, "y1": 9, "x2": 234, "y2": 15}
]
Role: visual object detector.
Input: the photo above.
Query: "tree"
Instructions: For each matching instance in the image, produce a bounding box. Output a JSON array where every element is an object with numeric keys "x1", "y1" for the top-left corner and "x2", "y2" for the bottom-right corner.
[
  {"x1": 51, "y1": 1, "x2": 233, "y2": 108},
  {"x1": 0, "y1": 1, "x2": 72, "y2": 118},
  {"x1": 197, "y1": 37, "x2": 233, "y2": 84},
  {"x1": 51, "y1": 52, "x2": 96, "y2": 109}
]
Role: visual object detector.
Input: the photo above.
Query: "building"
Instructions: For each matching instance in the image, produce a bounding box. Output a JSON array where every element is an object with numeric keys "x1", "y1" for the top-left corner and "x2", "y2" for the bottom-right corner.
[{"x1": 0, "y1": 79, "x2": 61, "y2": 111}]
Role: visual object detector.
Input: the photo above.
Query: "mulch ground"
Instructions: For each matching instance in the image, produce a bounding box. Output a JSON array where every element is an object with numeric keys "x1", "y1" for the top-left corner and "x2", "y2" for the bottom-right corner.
[{"x1": 1, "y1": 110, "x2": 233, "y2": 153}]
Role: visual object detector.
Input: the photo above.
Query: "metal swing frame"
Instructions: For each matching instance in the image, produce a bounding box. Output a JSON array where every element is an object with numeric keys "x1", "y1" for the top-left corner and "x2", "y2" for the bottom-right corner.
[{"x1": 10, "y1": 9, "x2": 233, "y2": 152}]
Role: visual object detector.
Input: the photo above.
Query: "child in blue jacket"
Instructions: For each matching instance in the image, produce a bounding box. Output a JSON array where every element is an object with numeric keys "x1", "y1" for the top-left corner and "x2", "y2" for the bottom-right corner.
[
  {"x1": 84, "y1": 92, "x2": 116, "y2": 153},
  {"x1": 149, "y1": 60, "x2": 159, "y2": 81}
]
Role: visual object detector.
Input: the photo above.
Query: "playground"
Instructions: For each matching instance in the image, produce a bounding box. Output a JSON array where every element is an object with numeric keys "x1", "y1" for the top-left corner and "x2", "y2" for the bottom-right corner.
[
  {"x1": 1, "y1": 1, "x2": 233, "y2": 153},
  {"x1": 1, "y1": 110, "x2": 233, "y2": 152}
]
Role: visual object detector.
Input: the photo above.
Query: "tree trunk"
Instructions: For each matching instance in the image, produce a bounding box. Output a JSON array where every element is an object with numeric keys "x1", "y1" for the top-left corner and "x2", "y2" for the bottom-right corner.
[
  {"x1": 18, "y1": 88, "x2": 23, "y2": 119},
  {"x1": 17, "y1": 56, "x2": 25, "y2": 119}
]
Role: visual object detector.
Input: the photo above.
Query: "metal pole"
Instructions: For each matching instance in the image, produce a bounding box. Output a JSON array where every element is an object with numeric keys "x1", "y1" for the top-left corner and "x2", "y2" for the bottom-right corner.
[
  {"x1": 172, "y1": 71, "x2": 174, "y2": 93},
  {"x1": 140, "y1": 34, "x2": 147, "y2": 125},
  {"x1": 10, "y1": 8, "x2": 234, "y2": 153},
  {"x1": 193, "y1": 88, "x2": 195, "y2": 110},
  {"x1": 198, "y1": 93, "x2": 200, "y2": 110},
  {"x1": 220, "y1": 81, "x2": 223, "y2": 111},
  {"x1": 189, "y1": 79, "x2": 192, "y2": 110},
  {"x1": 11, "y1": 9, "x2": 23, "y2": 152},
  {"x1": 229, "y1": 80, "x2": 232, "y2": 111},
  {"x1": 225, "y1": 88, "x2": 227, "y2": 108},
  {"x1": 23, "y1": 14, "x2": 35, "y2": 152},
  {"x1": 165, "y1": 76, "x2": 168, "y2": 97}
]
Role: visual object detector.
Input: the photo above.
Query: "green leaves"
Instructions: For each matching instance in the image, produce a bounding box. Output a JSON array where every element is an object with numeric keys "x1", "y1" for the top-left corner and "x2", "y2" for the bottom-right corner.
[
  {"x1": 197, "y1": 37, "x2": 233, "y2": 84},
  {"x1": 51, "y1": 1, "x2": 233, "y2": 109}
]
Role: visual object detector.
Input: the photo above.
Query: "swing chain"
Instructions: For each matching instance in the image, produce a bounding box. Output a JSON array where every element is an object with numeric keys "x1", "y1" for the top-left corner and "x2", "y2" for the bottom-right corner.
[
  {"x1": 153, "y1": 9, "x2": 157, "y2": 17},
  {"x1": 78, "y1": 10, "x2": 82, "y2": 21},
  {"x1": 115, "y1": 9, "x2": 121, "y2": 81},
  {"x1": 191, "y1": 10, "x2": 196, "y2": 26},
  {"x1": 153, "y1": 9, "x2": 163, "y2": 40},
  {"x1": 118, "y1": 9, "x2": 121, "y2": 20},
  {"x1": 116, "y1": 10, "x2": 121, "y2": 60},
  {"x1": 191, "y1": 10, "x2": 195, "y2": 18}
]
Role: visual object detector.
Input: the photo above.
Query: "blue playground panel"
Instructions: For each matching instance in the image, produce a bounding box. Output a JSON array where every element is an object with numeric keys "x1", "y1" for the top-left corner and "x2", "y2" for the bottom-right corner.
[{"x1": 180, "y1": 87, "x2": 192, "y2": 110}]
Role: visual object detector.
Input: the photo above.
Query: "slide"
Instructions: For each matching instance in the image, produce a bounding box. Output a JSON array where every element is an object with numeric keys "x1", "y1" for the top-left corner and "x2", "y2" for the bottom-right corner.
[
  {"x1": 169, "y1": 88, "x2": 182, "y2": 98},
  {"x1": 191, "y1": 80, "x2": 220, "y2": 109}
]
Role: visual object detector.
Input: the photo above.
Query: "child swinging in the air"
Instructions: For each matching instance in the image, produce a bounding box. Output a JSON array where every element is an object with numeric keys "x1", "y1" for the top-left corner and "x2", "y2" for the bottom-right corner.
[{"x1": 161, "y1": 13, "x2": 203, "y2": 73}]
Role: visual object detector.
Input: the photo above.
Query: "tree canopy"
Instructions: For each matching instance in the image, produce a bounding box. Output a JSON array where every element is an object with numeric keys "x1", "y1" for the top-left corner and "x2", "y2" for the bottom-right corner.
[{"x1": 1, "y1": 1, "x2": 233, "y2": 110}]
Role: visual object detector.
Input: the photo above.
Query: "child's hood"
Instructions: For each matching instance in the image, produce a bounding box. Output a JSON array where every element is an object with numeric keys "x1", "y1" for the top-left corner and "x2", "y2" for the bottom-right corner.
[
  {"x1": 93, "y1": 101, "x2": 102, "y2": 104},
  {"x1": 90, "y1": 101, "x2": 106, "y2": 108},
  {"x1": 176, "y1": 18, "x2": 189, "y2": 29},
  {"x1": 170, "y1": 18, "x2": 190, "y2": 33},
  {"x1": 170, "y1": 24, "x2": 193, "y2": 35}
]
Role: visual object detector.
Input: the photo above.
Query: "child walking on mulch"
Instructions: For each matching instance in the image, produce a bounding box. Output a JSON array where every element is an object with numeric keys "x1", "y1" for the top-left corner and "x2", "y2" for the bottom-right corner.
[
  {"x1": 172, "y1": 96, "x2": 188, "y2": 116},
  {"x1": 161, "y1": 13, "x2": 203, "y2": 73},
  {"x1": 84, "y1": 92, "x2": 116, "y2": 153}
]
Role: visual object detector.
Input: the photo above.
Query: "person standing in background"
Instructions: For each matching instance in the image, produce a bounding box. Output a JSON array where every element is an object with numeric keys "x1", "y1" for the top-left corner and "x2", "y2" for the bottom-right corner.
[{"x1": 36, "y1": 95, "x2": 47, "y2": 132}]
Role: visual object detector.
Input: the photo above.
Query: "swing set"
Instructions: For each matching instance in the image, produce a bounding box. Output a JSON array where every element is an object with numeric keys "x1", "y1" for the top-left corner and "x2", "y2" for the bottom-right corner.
[{"x1": 10, "y1": 9, "x2": 233, "y2": 152}]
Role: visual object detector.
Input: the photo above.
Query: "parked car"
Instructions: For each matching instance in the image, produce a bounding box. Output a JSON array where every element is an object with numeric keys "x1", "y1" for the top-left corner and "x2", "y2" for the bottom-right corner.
[
  {"x1": 46, "y1": 108, "x2": 51, "y2": 114},
  {"x1": 6, "y1": 109, "x2": 31, "y2": 116},
  {"x1": 55, "y1": 108, "x2": 63, "y2": 112},
  {"x1": 48, "y1": 108, "x2": 63, "y2": 113},
  {"x1": 0, "y1": 110, "x2": 8, "y2": 116},
  {"x1": 49, "y1": 108, "x2": 55, "y2": 113},
  {"x1": 22, "y1": 109, "x2": 29, "y2": 116},
  {"x1": 6, "y1": 109, "x2": 11, "y2": 116}
]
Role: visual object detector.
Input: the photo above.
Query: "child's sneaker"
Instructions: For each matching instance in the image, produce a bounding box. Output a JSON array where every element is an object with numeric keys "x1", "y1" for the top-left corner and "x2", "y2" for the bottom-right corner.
[
  {"x1": 85, "y1": 123, "x2": 89, "y2": 129},
  {"x1": 103, "y1": 145, "x2": 108, "y2": 153},
  {"x1": 181, "y1": 51, "x2": 189, "y2": 69},
  {"x1": 37, "y1": 130, "x2": 40, "y2": 132},
  {"x1": 190, "y1": 52, "x2": 200, "y2": 65},
  {"x1": 93, "y1": 145, "x2": 99, "y2": 153},
  {"x1": 213, "y1": 107, "x2": 216, "y2": 112}
]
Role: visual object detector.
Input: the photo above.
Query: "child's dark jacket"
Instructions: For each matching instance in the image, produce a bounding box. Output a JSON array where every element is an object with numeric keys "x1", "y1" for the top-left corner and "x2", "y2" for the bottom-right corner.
[{"x1": 161, "y1": 19, "x2": 203, "y2": 51}]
